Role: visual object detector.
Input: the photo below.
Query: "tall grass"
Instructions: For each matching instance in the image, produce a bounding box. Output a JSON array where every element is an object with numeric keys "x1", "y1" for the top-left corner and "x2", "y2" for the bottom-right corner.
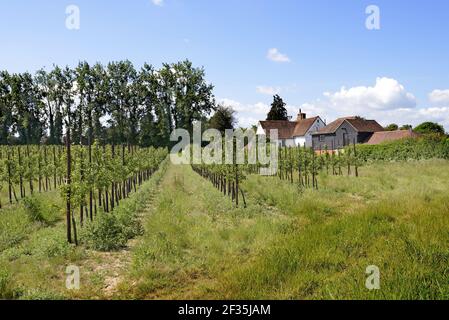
[
  {"x1": 216, "y1": 160, "x2": 449, "y2": 299},
  {"x1": 119, "y1": 164, "x2": 290, "y2": 299},
  {"x1": 121, "y1": 160, "x2": 449, "y2": 299},
  {"x1": 0, "y1": 192, "x2": 62, "y2": 252},
  {"x1": 0, "y1": 158, "x2": 170, "y2": 299}
]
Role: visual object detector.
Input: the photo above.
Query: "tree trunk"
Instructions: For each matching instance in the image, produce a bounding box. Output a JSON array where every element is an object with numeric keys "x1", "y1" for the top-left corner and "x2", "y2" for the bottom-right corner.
[{"x1": 66, "y1": 127, "x2": 72, "y2": 244}]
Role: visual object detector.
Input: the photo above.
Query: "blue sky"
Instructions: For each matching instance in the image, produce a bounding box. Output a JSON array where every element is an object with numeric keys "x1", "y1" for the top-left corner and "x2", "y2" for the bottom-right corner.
[{"x1": 1, "y1": 0, "x2": 448, "y2": 129}]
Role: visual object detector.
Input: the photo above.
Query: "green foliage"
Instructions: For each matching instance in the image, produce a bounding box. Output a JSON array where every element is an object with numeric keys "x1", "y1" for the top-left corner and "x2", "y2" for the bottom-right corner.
[
  {"x1": 208, "y1": 105, "x2": 236, "y2": 133},
  {"x1": 266, "y1": 94, "x2": 288, "y2": 121},
  {"x1": 27, "y1": 228, "x2": 72, "y2": 258},
  {"x1": 22, "y1": 196, "x2": 45, "y2": 223},
  {"x1": 414, "y1": 122, "x2": 445, "y2": 135},
  {"x1": 0, "y1": 210, "x2": 31, "y2": 252},
  {"x1": 19, "y1": 289, "x2": 65, "y2": 300},
  {"x1": 82, "y1": 213, "x2": 128, "y2": 251},
  {"x1": 19, "y1": 289, "x2": 66, "y2": 301},
  {"x1": 400, "y1": 124, "x2": 413, "y2": 130},
  {"x1": 81, "y1": 157, "x2": 168, "y2": 251},
  {"x1": 384, "y1": 123, "x2": 399, "y2": 131},
  {"x1": 1, "y1": 60, "x2": 216, "y2": 147},
  {"x1": 355, "y1": 136, "x2": 449, "y2": 162},
  {"x1": 0, "y1": 268, "x2": 22, "y2": 299}
]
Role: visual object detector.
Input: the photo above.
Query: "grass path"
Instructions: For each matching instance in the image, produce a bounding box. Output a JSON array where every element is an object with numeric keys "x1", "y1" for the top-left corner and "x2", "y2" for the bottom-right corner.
[
  {"x1": 116, "y1": 160, "x2": 449, "y2": 300},
  {"x1": 114, "y1": 163, "x2": 291, "y2": 299}
]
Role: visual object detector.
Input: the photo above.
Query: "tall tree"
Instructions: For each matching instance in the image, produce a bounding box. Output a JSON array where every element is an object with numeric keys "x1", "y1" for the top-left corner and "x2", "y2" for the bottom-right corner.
[
  {"x1": 107, "y1": 60, "x2": 137, "y2": 145},
  {"x1": 414, "y1": 122, "x2": 445, "y2": 135},
  {"x1": 35, "y1": 68, "x2": 59, "y2": 144},
  {"x1": 0, "y1": 59, "x2": 216, "y2": 147},
  {"x1": 10, "y1": 72, "x2": 45, "y2": 144},
  {"x1": 158, "y1": 60, "x2": 215, "y2": 135},
  {"x1": 138, "y1": 63, "x2": 159, "y2": 147},
  {"x1": 384, "y1": 123, "x2": 399, "y2": 131},
  {"x1": 208, "y1": 105, "x2": 236, "y2": 134},
  {"x1": 171, "y1": 60, "x2": 215, "y2": 132},
  {"x1": 51, "y1": 66, "x2": 69, "y2": 144},
  {"x1": 400, "y1": 124, "x2": 413, "y2": 130},
  {"x1": 91, "y1": 63, "x2": 109, "y2": 143},
  {"x1": 0, "y1": 71, "x2": 13, "y2": 144},
  {"x1": 266, "y1": 94, "x2": 288, "y2": 121}
]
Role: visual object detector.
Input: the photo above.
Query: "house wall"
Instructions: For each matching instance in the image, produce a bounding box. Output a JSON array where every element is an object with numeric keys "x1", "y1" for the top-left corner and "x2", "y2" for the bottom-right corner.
[
  {"x1": 279, "y1": 139, "x2": 296, "y2": 147},
  {"x1": 312, "y1": 121, "x2": 358, "y2": 150},
  {"x1": 294, "y1": 118, "x2": 326, "y2": 148},
  {"x1": 294, "y1": 136, "x2": 306, "y2": 146},
  {"x1": 258, "y1": 118, "x2": 326, "y2": 148},
  {"x1": 256, "y1": 124, "x2": 265, "y2": 136}
]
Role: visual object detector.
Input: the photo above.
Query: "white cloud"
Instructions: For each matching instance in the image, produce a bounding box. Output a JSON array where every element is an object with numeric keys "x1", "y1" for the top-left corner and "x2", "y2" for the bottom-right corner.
[
  {"x1": 429, "y1": 89, "x2": 449, "y2": 106},
  {"x1": 220, "y1": 79, "x2": 449, "y2": 131},
  {"x1": 298, "y1": 78, "x2": 449, "y2": 130},
  {"x1": 266, "y1": 48, "x2": 290, "y2": 63},
  {"x1": 256, "y1": 86, "x2": 280, "y2": 95},
  {"x1": 323, "y1": 77, "x2": 416, "y2": 112},
  {"x1": 218, "y1": 98, "x2": 270, "y2": 128},
  {"x1": 152, "y1": 0, "x2": 164, "y2": 6}
]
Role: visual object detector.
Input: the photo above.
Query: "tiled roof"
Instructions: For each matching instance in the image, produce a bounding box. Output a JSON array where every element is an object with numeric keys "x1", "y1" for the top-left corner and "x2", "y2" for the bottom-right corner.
[
  {"x1": 313, "y1": 117, "x2": 384, "y2": 135},
  {"x1": 292, "y1": 116, "x2": 320, "y2": 136},
  {"x1": 365, "y1": 130, "x2": 419, "y2": 145},
  {"x1": 259, "y1": 117, "x2": 320, "y2": 139},
  {"x1": 259, "y1": 120, "x2": 297, "y2": 139},
  {"x1": 346, "y1": 118, "x2": 384, "y2": 133}
]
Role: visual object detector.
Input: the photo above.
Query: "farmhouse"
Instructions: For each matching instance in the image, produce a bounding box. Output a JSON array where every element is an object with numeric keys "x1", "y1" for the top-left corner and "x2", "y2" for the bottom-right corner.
[
  {"x1": 311, "y1": 116, "x2": 384, "y2": 150},
  {"x1": 256, "y1": 110, "x2": 325, "y2": 147}
]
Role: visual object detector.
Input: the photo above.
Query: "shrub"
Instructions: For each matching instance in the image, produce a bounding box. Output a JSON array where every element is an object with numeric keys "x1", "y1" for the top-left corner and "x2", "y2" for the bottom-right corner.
[
  {"x1": 355, "y1": 136, "x2": 449, "y2": 162},
  {"x1": 116, "y1": 206, "x2": 144, "y2": 240},
  {"x1": 81, "y1": 213, "x2": 128, "y2": 251},
  {"x1": 0, "y1": 210, "x2": 31, "y2": 252},
  {"x1": 81, "y1": 157, "x2": 167, "y2": 251},
  {"x1": 28, "y1": 228, "x2": 72, "y2": 258},
  {"x1": 22, "y1": 197, "x2": 46, "y2": 224}
]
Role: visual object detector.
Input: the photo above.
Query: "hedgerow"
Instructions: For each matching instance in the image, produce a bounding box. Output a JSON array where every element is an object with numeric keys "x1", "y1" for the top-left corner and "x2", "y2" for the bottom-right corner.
[{"x1": 354, "y1": 135, "x2": 449, "y2": 162}]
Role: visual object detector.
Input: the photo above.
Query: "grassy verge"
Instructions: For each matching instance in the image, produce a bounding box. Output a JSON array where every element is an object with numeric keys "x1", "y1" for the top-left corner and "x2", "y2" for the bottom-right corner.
[
  {"x1": 0, "y1": 191, "x2": 62, "y2": 253},
  {"x1": 217, "y1": 160, "x2": 449, "y2": 299},
  {"x1": 117, "y1": 163, "x2": 292, "y2": 299},
  {"x1": 2, "y1": 159, "x2": 448, "y2": 299},
  {"x1": 0, "y1": 158, "x2": 169, "y2": 300},
  {"x1": 118, "y1": 160, "x2": 449, "y2": 300}
]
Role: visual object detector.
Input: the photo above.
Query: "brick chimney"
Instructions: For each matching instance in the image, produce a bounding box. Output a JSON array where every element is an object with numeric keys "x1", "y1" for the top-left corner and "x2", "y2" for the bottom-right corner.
[{"x1": 297, "y1": 109, "x2": 307, "y2": 121}]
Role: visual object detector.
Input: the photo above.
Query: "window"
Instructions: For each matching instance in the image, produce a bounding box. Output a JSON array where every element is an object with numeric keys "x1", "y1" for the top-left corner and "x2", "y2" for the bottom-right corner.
[{"x1": 319, "y1": 135, "x2": 325, "y2": 142}]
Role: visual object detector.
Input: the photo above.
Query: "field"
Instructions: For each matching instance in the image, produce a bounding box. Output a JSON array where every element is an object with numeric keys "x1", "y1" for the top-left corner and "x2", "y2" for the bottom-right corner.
[{"x1": 1, "y1": 158, "x2": 448, "y2": 300}]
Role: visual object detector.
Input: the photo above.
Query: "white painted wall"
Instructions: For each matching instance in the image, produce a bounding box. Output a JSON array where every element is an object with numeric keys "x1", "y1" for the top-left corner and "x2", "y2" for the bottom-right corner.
[
  {"x1": 277, "y1": 139, "x2": 296, "y2": 147},
  {"x1": 294, "y1": 136, "x2": 306, "y2": 146},
  {"x1": 256, "y1": 123, "x2": 265, "y2": 135},
  {"x1": 257, "y1": 118, "x2": 326, "y2": 148},
  {"x1": 293, "y1": 118, "x2": 326, "y2": 147}
]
